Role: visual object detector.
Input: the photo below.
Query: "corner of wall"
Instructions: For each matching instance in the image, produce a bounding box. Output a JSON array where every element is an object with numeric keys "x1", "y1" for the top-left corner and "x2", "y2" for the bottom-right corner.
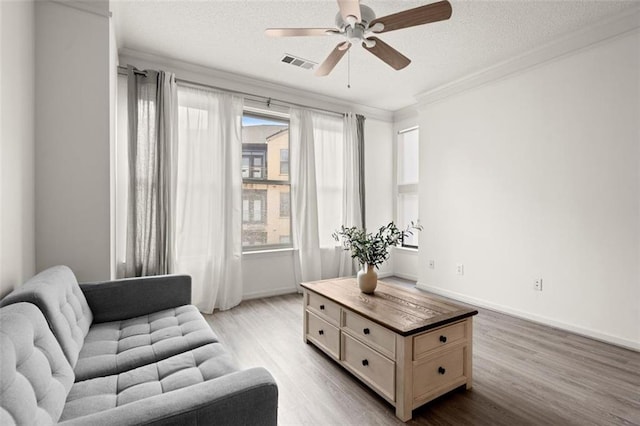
[{"x1": 0, "y1": 0, "x2": 36, "y2": 297}]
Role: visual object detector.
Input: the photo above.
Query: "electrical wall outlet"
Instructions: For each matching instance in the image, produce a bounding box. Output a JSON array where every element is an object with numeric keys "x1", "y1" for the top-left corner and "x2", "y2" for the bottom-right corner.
[
  {"x1": 456, "y1": 264, "x2": 464, "y2": 275},
  {"x1": 534, "y1": 278, "x2": 543, "y2": 291},
  {"x1": 428, "y1": 260, "x2": 435, "y2": 269}
]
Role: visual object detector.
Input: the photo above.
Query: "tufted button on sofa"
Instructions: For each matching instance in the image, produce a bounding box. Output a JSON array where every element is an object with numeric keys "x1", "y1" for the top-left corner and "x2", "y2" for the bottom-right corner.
[{"x1": 0, "y1": 266, "x2": 278, "y2": 425}]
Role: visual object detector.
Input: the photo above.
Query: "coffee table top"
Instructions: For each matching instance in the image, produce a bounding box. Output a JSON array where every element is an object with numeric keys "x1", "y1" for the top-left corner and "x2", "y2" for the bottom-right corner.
[{"x1": 301, "y1": 278, "x2": 478, "y2": 336}]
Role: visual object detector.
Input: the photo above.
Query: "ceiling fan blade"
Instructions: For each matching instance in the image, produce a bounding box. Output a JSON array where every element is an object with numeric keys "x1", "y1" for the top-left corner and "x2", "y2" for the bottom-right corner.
[
  {"x1": 369, "y1": 0, "x2": 452, "y2": 34},
  {"x1": 315, "y1": 41, "x2": 351, "y2": 76},
  {"x1": 265, "y1": 28, "x2": 339, "y2": 37},
  {"x1": 337, "y1": 0, "x2": 361, "y2": 25},
  {"x1": 362, "y1": 37, "x2": 411, "y2": 70}
]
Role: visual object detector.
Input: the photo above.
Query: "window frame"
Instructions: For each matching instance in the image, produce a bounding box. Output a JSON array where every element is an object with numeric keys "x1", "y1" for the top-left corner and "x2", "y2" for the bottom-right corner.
[
  {"x1": 241, "y1": 110, "x2": 292, "y2": 252},
  {"x1": 396, "y1": 126, "x2": 420, "y2": 249}
]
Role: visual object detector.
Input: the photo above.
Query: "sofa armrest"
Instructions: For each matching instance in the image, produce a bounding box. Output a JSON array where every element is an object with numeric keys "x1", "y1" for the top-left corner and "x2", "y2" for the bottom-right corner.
[
  {"x1": 59, "y1": 367, "x2": 278, "y2": 426},
  {"x1": 80, "y1": 275, "x2": 192, "y2": 323}
]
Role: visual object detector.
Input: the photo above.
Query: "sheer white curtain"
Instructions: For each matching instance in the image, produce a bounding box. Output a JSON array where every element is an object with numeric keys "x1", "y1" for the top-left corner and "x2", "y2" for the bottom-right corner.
[
  {"x1": 290, "y1": 109, "x2": 322, "y2": 282},
  {"x1": 340, "y1": 113, "x2": 364, "y2": 276},
  {"x1": 173, "y1": 86, "x2": 244, "y2": 313},
  {"x1": 290, "y1": 109, "x2": 363, "y2": 283}
]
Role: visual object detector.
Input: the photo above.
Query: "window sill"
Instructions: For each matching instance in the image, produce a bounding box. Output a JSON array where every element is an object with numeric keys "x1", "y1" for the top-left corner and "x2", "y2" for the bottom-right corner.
[
  {"x1": 242, "y1": 247, "x2": 295, "y2": 256},
  {"x1": 394, "y1": 246, "x2": 418, "y2": 253}
]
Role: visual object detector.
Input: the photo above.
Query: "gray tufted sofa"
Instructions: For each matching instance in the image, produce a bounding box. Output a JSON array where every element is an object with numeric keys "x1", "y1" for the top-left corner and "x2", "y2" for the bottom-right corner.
[{"x1": 0, "y1": 266, "x2": 278, "y2": 425}]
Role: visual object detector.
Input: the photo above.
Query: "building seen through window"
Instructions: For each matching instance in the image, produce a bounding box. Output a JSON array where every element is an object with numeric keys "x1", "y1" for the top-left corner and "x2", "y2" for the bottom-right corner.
[{"x1": 242, "y1": 113, "x2": 291, "y2": 249}]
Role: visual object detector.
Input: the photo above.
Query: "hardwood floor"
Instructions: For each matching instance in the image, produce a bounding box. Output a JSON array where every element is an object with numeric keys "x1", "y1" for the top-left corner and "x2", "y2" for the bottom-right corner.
[{"x1": 204, "y1": 279, "x2": 640, "y2": 425}]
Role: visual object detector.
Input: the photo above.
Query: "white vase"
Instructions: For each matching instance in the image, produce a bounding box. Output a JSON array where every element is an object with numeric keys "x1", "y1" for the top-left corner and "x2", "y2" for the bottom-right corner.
[{"x1": 357, "y1": 264, "x2": 377, "y2": 294}]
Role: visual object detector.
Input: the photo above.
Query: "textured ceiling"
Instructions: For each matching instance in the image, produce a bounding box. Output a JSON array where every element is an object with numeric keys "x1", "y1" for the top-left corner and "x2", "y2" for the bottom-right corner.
[{"x1": 111, "y1": 0, "x2": 638, "y2": 112}]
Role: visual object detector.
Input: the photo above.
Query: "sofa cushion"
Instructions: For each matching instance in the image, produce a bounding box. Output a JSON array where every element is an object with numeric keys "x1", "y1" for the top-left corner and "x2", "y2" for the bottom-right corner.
[
  {"x1": 60, "y1": 343, "x2": 237, "y2": 422},
  {"x1": 0, "y1": 266, "x2": 92, "y2": 368},
  {"x1": 74, "y1": 305, "x2": 219, "y2": 381},
  {"x1": 0, "y1": 303, "x2": 75, "y2": 425}
]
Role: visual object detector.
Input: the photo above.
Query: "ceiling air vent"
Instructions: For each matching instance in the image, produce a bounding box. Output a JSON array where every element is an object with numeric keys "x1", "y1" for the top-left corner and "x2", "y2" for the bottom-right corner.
[{"x1": 281, "y1": 54, "x2": 316, "y2": 70}]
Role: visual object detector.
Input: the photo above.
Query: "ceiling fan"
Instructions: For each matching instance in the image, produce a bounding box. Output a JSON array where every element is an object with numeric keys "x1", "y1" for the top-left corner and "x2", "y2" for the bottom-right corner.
[{"x1": 265, "y1": 0, "x2": 452, "y2": 77}]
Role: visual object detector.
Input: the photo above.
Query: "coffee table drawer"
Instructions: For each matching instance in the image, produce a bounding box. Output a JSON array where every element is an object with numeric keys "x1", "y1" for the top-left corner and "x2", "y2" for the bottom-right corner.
[
  {"x1": 414, "y1": 321, "x2": 467, "y2": 360},
  {"x1": 413, "y1": 346, "x2": 464, "y2": 401},
  {"x1": 341, "y1": 333, "x2": 395, "y2": 402},
  {"x1": 342, "y1": 310, "x2": 396, "y2": 359},
  {"x1": 306, "y1": 292, "x2": 341, "y2": 325},
  {"x1": 306, "y1": 311, "x2": 340, "y2": 359}
]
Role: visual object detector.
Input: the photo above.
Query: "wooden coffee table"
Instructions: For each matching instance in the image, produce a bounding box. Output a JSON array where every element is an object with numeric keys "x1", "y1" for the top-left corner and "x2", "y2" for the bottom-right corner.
[{"x1": 300, "y1": 277, "x2": 478, "y2": 421}]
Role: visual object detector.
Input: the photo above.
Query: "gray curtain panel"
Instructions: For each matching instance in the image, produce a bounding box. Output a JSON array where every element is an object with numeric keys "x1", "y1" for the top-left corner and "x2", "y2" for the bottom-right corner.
[{"x1": 125, "y1": 65, "x2": 176, "y2": 277}]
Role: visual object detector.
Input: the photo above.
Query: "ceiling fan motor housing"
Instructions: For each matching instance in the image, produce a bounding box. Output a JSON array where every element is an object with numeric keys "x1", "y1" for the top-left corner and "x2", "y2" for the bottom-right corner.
[
  {"x1": 335, "y1": 4, "x2": 376, "y2": 30},
  {"x1": 336, "y1": 4, "x2": 378, "y2": 46}
]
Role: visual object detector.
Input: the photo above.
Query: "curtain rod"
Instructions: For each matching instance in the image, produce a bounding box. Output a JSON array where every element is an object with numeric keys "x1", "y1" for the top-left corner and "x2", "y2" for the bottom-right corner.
[
  {"x1": 398, "y1": 126, "x2": 419, "y2": 134},
  {"x1": 116, "y1": 65, "x2": 344, "y2": 118}
]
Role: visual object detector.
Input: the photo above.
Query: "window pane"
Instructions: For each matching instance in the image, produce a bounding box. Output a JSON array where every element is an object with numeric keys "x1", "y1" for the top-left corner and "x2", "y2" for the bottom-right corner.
[
  {"x1": 398, "y1": 128, "x2": 419, "y2": 185},
  {"x1": 242, "y1": 113, "x2": 291, "y2": 249},
  {"x1": 398, "y1": 193, "x2": 419, "y2": 247},
  {"x1": 280, "y1": 191, "x2": 290, "y2": 217},
  {"x1": 280, "y1": 149, "x2": 289, "y2": 175}
]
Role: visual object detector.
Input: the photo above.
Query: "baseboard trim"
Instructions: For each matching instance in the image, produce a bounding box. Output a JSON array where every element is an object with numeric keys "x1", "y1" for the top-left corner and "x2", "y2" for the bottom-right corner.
[
  {"x1": 242, "y1": 286, "x2": 298, "y2": 301},
  {"x1": 393, "y1": 272, "x2": 418, "y2": 282},
  {"x1": 417, "y1": 282, "x2": 640, "y2": 352}
]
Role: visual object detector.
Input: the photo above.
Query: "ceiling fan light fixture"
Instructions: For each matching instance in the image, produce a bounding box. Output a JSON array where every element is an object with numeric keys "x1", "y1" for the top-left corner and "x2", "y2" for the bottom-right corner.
[{"x1": 346, "y1": 25, "x2": 365, "y2": 45}]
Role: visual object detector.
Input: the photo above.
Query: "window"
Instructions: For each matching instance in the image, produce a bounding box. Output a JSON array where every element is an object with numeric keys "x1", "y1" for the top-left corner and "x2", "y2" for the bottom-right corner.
[
  {"x1": 243, "y1": 151, "x2": 266, "y2": 179},
  {"x1": 280, "y1": 149, "x2": 289, "y2": 175},
  {"x1": 242, "y1": 112, "x2": 291, "y2": 250},
  {"x1": 279, "y1": 190, "x2": 290, "y2": 217},
  {"x1": 397, "y1": 127, "x2": 419, "y2": 248},
  {"x1": 242, "y1": 190, "x2": 267, "y2": 223},
  {"x1": 243, "y1": 231, "x2": 268, "y2": 246}
]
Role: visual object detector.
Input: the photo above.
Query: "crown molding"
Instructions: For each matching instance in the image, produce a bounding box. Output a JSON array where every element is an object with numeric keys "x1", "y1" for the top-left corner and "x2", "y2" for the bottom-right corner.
[
  {"x1": 51, "y1": 0, "x2": 110, "y2": 18},
  {"x1": 392, "y1": 105, "x2": 419, "y2": 123},
  {"x1": 118, "y1": 48, "x2": 394, "y2": 122},
  {"x1": 415, "y1": 5, "x2": 640, "y2": 109}
]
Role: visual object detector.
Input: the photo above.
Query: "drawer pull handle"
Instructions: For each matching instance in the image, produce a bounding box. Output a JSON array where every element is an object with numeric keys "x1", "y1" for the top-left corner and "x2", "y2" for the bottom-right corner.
[
  {"x1": 363, "y1": 328, "x2": 370, "y2": 335},
  {"x1": 439, "y1": 335, "x2": 447, "y2": 343},
  {"x1": 318, "y1": 329, "x2": 324, "y2": 335},
  {"x1": 362, "y1": 359, "x2": 369, "y2": 367},
  {"x1": 438, "y1": 366, "x2": 446, "y2": 375},
  {"x1": 319, "y1": 304, "x2": 325, "y2": 310}
]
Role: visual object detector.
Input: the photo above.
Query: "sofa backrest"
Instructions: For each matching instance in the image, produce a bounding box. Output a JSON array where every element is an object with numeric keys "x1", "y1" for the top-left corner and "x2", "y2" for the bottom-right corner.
[
  {"x1": 0, "y1": 265, "x2": 93, "y2": 367},
  {"x1": 0, "y1": 303, "x2": 75, "y2": 425}
]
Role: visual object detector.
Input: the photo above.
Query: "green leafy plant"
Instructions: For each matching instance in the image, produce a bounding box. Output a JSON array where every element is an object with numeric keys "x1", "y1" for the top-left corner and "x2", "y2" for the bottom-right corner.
[{"x1": 332, "y1": 222, "x2": 423, "y2": 269}]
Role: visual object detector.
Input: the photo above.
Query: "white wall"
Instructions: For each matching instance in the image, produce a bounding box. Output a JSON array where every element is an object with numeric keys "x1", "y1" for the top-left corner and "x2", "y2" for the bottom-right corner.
[
  {"x1": 417, "y1": 31, "x2": 640, "y2": 349},
  {"x1": 35, "y1": 0, "x2": 111, "y2": 281},
  {"x1": 242, "y1": 250, "x2": 298, "y2": 299},
  {"x1": 109, "y1": 13, "x2": 119, "y2": 279},
  {"x1": 0, "y1": 0, "x2": 36, "y2": 298}
]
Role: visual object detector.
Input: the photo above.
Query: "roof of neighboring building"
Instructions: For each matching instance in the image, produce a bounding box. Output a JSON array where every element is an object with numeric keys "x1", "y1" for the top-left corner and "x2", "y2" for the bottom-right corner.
[
  {"x1": 266, "y1": 128, "x2": 288, "y2": 141},
  {"x1": 242, "y1": 125, "x2": 287, "y2": 144}
]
